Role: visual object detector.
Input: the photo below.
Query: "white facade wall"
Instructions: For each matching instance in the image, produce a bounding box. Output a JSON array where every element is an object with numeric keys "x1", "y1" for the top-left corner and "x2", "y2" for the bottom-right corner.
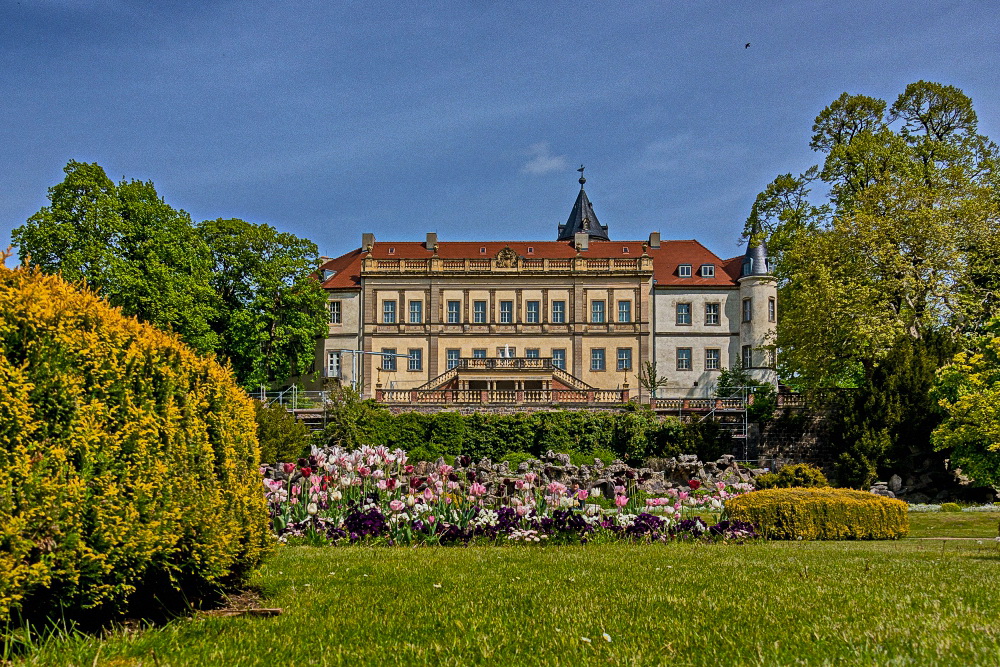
[
  {"x1": 652, "y1": 287, "x2": 740, "y2": 398},
  {"x1": 322, "y1": 291, "x2": 362, "y2": 389}
]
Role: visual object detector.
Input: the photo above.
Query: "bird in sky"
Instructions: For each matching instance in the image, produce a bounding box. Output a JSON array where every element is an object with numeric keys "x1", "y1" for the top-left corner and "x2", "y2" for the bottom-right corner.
[{"x1": 745, "y1": 43, "x2": 751, "y2": 48}]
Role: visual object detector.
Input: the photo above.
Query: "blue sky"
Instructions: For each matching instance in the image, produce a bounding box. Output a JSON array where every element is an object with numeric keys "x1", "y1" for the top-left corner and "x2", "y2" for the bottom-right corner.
[{"x1": 1, "y1": 1, "x2": 997, "y2": 260}]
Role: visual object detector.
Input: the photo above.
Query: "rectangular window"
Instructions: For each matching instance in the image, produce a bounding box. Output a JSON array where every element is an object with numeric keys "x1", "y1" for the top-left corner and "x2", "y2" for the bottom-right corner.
[
  {"x1": 382, "y1": 300, "x2": 396, "y2": 324},
  {"x1": 329, "y1": 301, "x2": 342, "y2": 324},
  {"x1": 381, "y1": 348, "x2": 396, "y2": 371},
  {"x1": 473, "y1": 300, "x2": 487, "y2": 323},
  {"x1": 526, "y1": 300, "x2": 540, "y2": 323},
  {"x1": 616, "y1": 348, "x2": 632, "y2": 371},
  {"x1": 446, "y1": 349, "x2": 460, "y2": 369},
  {"x1": 766, "y1": 348, "x2": 776, "y2": 368},
  {"x1": 677, "y1": 347, "x2": 692, "y2": 371},
  {"x1": 409, "y1": 300, "x2": 423, "y2": 324},
  {"x1": 742, "y1": 345, "x2": 753, "y2": 369},
  {"x1": 768, "y1": 297, "x2": 776, "y2": 322},
  {"x1": 618, "y1": 300, "x2": 631, "y2": 323},
  {"x1": 473, "y1": 349, "x2": 487, "y2": 359},
  {"x1": 705, "y1": 303, "x2": 720, "y2": 326},
  {"x1": 676, "y1": 303, "x2": 691, "y2": 325},
  {"x1": 525, "y1": 348, "x2": 540, "y2": 358},
  {"x1": 447, "y1": 300, "x2": 461, "y2": 324},
  {"x1": 591, "y1": 300, "x2": 605, "y2": 323},
  {"x1": 678, "y1": 264, "x2": 692, "y2": 277},
  {"x1": 552, "y1": 349, "x2": 566, "y2": 370},
  {"x1": 700, "y1": 264, "x2": 715, "y2": 277},
  {"x1": 497, "y1": 347, "x2": 516, "y2": 358},
  {"x1": 408, "y1": 348, "x2": 422, "y2": 371},
  {"x1": 500, "y1": 300, "x2": 513, "y2": 323},
  {"x1": 552, "y1": 300, "x2": 566, "y2": 323},
  {"x1": 705, "y1": 348, "x2": 720, "y2": 370},
  {"x1": 326, "y1": 351, "x2": 341, "y2": 377},
  {"x1": 742, "y1": 298, "x2": 753, "y2": 322},
  {"x1": 591, "y1": 348, "x2": 606, "y2": 371}
]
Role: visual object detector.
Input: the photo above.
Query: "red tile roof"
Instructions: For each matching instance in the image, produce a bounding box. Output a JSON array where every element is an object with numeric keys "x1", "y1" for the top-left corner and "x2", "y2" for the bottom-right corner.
[{"x1": 319, "y1": 240, "x2": 742, "y2": 288}]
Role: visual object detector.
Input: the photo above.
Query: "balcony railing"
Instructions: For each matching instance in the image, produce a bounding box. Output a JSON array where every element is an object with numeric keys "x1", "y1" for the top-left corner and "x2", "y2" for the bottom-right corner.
[
  {"x1": 364, "y1": 255, "x2": 651, "y2": 275},
  {"x1": 376, "y1": 388, "x2": 631, "y2": 406}
]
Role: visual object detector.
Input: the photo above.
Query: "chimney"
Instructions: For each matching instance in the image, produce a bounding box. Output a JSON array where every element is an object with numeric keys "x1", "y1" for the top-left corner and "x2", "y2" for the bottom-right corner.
[
  {"x1": 425, "y1": 232, "x2": 437, "y2": 250},
  {"x1": 574, "y1": 231, "x2": 589, "y2": 251},
  {"x1": 648, "y1": 231, "x2": 661, "y2": 248},
  {"x1": 362, "y1": 233, "x2": 375, "y2": 251}
]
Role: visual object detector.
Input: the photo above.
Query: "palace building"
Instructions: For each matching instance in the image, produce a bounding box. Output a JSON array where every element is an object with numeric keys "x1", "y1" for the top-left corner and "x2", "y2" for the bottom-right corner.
[{"x1": 316, "y1": 173, "x2": 776, "y2": 407}]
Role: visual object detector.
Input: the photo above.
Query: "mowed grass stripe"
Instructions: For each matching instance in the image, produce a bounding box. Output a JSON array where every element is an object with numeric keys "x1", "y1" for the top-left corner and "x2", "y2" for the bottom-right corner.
[{"x1": 23, "y1": 538, "x2": 1000, "y2": 666}]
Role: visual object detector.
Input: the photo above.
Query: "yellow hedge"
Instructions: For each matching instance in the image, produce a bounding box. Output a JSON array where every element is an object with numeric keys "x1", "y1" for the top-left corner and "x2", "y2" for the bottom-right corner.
[
  {"x1": 0, "y1": 263, "x2": 270, "y2": 627},
  {"x1": 725, "y1": 488, "x2": 908, "y2": 540}
]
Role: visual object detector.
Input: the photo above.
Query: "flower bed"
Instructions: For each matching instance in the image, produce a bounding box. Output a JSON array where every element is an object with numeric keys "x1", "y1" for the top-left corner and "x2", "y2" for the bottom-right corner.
[{"x1": 262, "y1": 446, "x2": 757, "y2": 545}]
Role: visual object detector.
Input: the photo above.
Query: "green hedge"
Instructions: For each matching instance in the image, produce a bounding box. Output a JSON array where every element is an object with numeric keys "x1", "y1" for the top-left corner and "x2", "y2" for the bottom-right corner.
[
  {"x1": 320, "y1": 392, "x2": 730, "y2": 463},
  {"x1": 0, "y1": 265, "x2": 270, "y2": 629},
  {"x1": 726, "y1": 488, "x2": 909, "y2": 540}
]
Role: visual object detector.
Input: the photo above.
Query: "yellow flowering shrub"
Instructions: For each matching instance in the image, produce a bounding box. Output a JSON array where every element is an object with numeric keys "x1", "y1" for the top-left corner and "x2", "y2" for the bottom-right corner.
[
  {"x1": 725, "y1": 488, "x2": 908, "y2": 540},
  {"x1": 0, "y1": 263, "x2": 270, "y2": 627}
]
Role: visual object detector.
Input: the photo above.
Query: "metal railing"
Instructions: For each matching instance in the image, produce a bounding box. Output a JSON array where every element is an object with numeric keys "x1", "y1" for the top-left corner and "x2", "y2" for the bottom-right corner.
[{"x1": 376, "y1": 388, "x2": 631, "y2": 405}]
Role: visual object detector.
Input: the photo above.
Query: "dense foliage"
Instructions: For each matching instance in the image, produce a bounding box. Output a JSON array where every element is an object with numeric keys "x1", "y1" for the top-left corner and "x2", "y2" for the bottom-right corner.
[
  {"x1": 11, "y1": 161, "x2": 327, "y2": 389},
  {"x1": 747, "y1": 81, "x2": 1000, "y2": 487},
  {"x1": 753, "y1": 463, "x2": 829, "y2": 490},
  {"x1": 253, "y1": 400, "x2": 312, "y2": 464},
  {"x1": 726, "y1": 488, "x2": 908, "y2": 540},
  {"x1": 318, "y1": 389, "x2": 731, "y2": 463},
  {"x1": 0, "y1": 262, "x2": 270, "y2": 630},
  {"x1": 931, "y1": 319, "x2": 1000, "y2": 488}
]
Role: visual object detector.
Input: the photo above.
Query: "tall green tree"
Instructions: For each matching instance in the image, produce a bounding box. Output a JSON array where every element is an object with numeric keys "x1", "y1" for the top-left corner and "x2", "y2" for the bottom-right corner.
[
  {"x1": 199, "y1": 218, "x2": 327, "y2": 389},
  {"x1": 746, "y1": 82, "x2": 1000, "y2": 387},
  {"x1": 13, "y1": 162, "x2": 219, "y2": 352},
  {"x1": 13, "y1": 161, "x2": 328, "y2": 388}
]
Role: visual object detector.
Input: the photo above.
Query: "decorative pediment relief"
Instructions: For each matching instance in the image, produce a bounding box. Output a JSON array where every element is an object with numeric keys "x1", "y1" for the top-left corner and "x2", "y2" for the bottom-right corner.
[{"x1": 495, "y1": 246, "x2": 519, "y2": 268}]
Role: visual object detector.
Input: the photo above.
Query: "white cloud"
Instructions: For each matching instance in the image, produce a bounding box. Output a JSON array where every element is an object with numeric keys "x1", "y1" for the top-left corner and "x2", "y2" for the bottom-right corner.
[{"x1": 520, "y1": 142, "x2": 568, "y2": 175}]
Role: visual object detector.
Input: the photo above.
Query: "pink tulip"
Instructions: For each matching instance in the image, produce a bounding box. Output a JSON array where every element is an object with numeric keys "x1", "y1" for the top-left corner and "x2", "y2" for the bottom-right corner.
[
  {"x1": 357, "y1": 466, "x2": 371, "y2": 478},
  {"x1": 614, "y1": 485, "x2": 626, "y2": 495},
  {"x1": 423, "y1": 488, "x2": 434, "y2": 502},
  {"x1": 439, "y1": 464, "x2": 453, "y2": 476},
  {"x1": 516, "y1": 505, "x2": 530, "y2": 517},
  {"x1": 678, "y1": 491, "x2": 689, "y2": 500},
  {"x1": 469, "y1": 482, "x2": 488, "y2": 497},
  {"x1": 547, "y1": 481, "x2": 567, "y2": 495},
  {"x1": 405, "y1": 465, "x2": 414, "y2": 474},
  {"x1": 389, "y1": 499, "x2": 404, "y2": 512},
  {"x1": 428, "y1": 515, "x2": 436, "y2": 524},
  {"x1": 716, "y1": 482, "x2": 726, "y2": 491},
  {"x1": 524, "y1": 473, "x2": 537, "y2": 484},
  {"x1": 576, "y1": 489, "x2": 589, "y2": 501},
  {"x1": 614, "y1": 495, "x2": 628, "y2": 508},
  {"x1": 515, "y1": 480, "x2": 526, "y2": 491},
  {"x1": 377, "y1": 480, "x2": 388, "y2": 491}
]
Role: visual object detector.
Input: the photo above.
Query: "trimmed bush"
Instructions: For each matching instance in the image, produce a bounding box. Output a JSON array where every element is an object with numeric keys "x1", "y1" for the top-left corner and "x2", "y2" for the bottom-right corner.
[
  {"x1": 319, "y1": 396, "x2": 725, "y2": 464},
  {"x1": 0, "y1": 265, "x2": 270, "y2": 629},
  {"x1": 939, "y1": 502, "x2": 962, "y2": 513},
  {"x1": 254, "y1": 399, "x2": 311, "y2": 464},
  {"x1": 726, "y1": 488, "x2": 908, "y2": 540},
  {"x1": 754, "y1": 463, "x2": 829, "y2": 490}
]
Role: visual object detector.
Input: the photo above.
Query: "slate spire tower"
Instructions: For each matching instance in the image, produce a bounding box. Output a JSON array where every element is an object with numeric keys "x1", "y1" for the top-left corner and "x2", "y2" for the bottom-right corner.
[{"x1": 557, "y1": 166, "x2": 610, "y2": 241}]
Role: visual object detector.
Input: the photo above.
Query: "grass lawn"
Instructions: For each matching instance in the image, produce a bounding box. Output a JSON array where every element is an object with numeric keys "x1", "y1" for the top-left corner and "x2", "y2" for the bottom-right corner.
[
  {"x1": 907, "y1": 511, "x2": 1000, "y2": 538},
  {"x1": 19, "y1": 535, "x2": 1000, "y2": 666}
]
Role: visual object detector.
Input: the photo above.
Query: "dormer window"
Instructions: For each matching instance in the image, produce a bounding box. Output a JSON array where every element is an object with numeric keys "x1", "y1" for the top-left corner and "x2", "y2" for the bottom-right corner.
[
  {"x1": 700, "y1": 264, "x2": 715, "y2": 278},
  {"x1": 388, "y1": 247, "x2": 395, "y2": 254},
  {"x1": 322, "y1": 269, "x2": 336, "y2": 280},
  {"x1": 622, "y1": 246, "x2": 630, "y2": 254},
  {"x1": 480, "y1": 247, "x2": 487, "y2": 254},
  {"x1": 527, "y1": 246, "x2": 534, "y2": 254},
  {"x1": 678, "y1": 264, "x2": 692, "y2": 278}
]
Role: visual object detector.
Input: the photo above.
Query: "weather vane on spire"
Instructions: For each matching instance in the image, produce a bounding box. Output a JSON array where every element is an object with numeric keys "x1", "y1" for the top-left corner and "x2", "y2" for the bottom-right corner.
[{"x1": 578, "y1": 164, "x2": 586, "y2": 188}]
